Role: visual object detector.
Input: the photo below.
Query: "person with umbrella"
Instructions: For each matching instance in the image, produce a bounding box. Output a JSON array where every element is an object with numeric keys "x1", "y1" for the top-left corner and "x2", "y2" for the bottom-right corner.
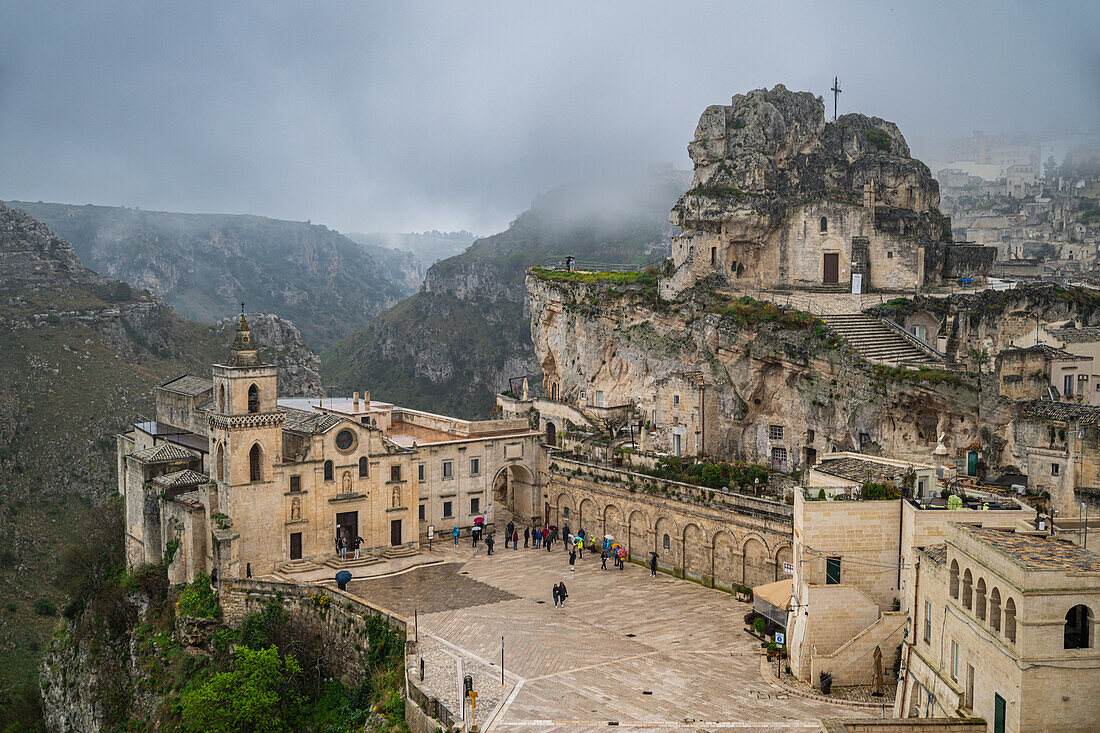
[
  {"x1": 649, "y1": 551, "x2": 659, "y2": 577},
  {"x1": 353, "y1": 534, "x2": 363, "y2": 559},
  {"x1": 335, "y1": 569, "x2": 352, "y2": 591}
]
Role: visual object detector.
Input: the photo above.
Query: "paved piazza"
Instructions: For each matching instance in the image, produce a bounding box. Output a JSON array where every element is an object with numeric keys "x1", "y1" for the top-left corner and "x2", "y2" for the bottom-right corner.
[{"x1": 346, "y1": 542, "x2": 875, "y2": 732}]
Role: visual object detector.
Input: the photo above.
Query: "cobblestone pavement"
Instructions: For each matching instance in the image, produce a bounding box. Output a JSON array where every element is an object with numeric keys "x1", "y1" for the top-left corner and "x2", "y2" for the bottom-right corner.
[{"x1": 350, "y1": 543, "x2": 875, "y2": 732}]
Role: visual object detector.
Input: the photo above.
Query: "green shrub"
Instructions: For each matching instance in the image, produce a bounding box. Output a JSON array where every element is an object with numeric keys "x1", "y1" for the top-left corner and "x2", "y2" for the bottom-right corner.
[
  {"x1": 179, "y1": 646, "x2": 303, "y2": 732},
  {"x1": 864, "y1": 128, "x2": 892, "y2": 153},
  {"x1": 33, "y1": 597, "x2": 56, "y2": 616},
  {"x1": 753, "y1": 616, "x2": 766, "y2": 634},
  {"x1": 176, "y1": 573, "x2": 220, "y2": 619}
]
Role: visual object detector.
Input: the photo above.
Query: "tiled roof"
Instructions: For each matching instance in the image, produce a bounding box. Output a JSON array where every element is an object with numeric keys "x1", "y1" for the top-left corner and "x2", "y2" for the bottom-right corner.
[
  {"x1": 1019, "y1": 400, "x2": 1100, "y2": 425},
  {"x1": 282, "y1": 408, "x2": 344, "y2": 435},
  {"x1": 130, "y1": 443, "x2": 197, "y2": 463},
  {"x1": 171, "y1": 490, "x2": 204, "y2": 509},
  {"x1": 1047, "y1": 326, "x2": 1100, "y2": 343},
  {"x1": 959, "y1": 525, "x2": 1100, "y2": 573},
  {"x1": 159, "y1": 375, "x2": 213, "y2": 396},
  {"x1": 1000, "y1": 344, "x2": 1086, "y2": 361},
  {"x1": 921, "y1": 544, "x2": 948, "y2": 565},
  {"x1": 152, "y1": 469, "x2": 209, "y2": 489},
  {"x1": 814, "y1": 456, "x2": 910, "y2": 484}
]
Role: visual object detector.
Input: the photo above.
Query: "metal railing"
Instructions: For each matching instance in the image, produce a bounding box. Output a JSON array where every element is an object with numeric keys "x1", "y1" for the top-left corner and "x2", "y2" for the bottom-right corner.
[{"x1": 538, "y1": 254, "x2": 668, "y2": 273}]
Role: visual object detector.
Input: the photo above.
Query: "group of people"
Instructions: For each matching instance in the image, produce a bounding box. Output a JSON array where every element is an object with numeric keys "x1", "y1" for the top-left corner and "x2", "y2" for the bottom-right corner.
[
  {"x1": 449, "y1": 519, "x2": 661, "y2": 578},
  {"x1": 551, "y1": 581, "x2": 568, "y2": 607},
  {"x1": 334, "y1": 532, "x2": 364, "y2": 559}
]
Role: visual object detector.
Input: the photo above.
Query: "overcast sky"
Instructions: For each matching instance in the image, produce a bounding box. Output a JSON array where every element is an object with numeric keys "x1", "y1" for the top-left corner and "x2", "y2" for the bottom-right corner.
[{"x1": 1, "y1": 2, "x2": 1098, "y2": 235}]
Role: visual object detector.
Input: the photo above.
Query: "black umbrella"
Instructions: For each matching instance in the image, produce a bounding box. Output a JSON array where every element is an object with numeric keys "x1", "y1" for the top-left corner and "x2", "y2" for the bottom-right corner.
[{"x1": 335, "y1": 570, "x2": 352, "y2": 590}]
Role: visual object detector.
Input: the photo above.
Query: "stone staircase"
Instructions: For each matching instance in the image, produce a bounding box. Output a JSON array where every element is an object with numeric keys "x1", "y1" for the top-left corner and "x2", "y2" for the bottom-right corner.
[
  {"x1": 821, "y1": 313, "x2": 943, "y2": 366},
  {"x1": 322, "y1": 554, "x2": 384, "y2": 570},
  {"x1": 382, "y1": 545, "x2": 420, "y2": 560},
  {"x1": 277, "y1": 558, "x2": 322, "y2": 574}
]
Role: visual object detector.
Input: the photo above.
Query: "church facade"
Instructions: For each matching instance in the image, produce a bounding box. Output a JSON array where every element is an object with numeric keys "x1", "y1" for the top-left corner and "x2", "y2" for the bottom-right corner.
[{"x1": 117, "y1": 313, "x2": 541, "y2": 584}]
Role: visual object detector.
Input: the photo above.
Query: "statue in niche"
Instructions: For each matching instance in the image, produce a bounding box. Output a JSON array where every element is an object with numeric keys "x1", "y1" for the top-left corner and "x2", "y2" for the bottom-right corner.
[
  {"x1": 290, "y1": 497, "x2": 300, "y2": 521},
  {"x1": 392, "y1": 486, "x2": 400, "y2": 508},
  {"x1": 342, "y1": 472, "x2": 351, "y2": 495}
]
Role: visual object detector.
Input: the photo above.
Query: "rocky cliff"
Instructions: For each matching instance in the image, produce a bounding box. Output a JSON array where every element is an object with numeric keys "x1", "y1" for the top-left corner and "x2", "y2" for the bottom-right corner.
[
  {"x1": 528, "y1": 270, "x2": 1002, "y2": 466},
  {"x1": 323, "y1": 171, "x2": 688, "y2": 418},
  {"x1": 10, "y1": 202, "x2": 422, "y2": 349},
  {"x1": 0, "y1": 203, "x2": 318, "y2": 727},
  {"x1": 670, "y1": 84, "x2": 944, "y2": 235}
]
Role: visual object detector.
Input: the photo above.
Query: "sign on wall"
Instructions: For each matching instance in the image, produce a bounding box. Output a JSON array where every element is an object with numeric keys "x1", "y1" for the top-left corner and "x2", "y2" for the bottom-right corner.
[{"x1": 783, "y1": 562, "x2": 794, "y2": 574}]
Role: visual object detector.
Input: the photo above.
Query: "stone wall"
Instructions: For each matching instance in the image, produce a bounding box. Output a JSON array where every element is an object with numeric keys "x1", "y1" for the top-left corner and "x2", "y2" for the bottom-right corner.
[
  {"x1": 221, "y1": 578, "x2": 407, "y2": 688},
  {"x1": 546, "y1": 456, "x2": 792, "y2": 589}
]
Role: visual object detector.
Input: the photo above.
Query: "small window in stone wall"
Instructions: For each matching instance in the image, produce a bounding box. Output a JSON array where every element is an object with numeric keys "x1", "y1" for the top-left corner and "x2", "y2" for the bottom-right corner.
[
  {"x1": 663, "y1": 533, "x2": 670, "y2": 549},
  {"x1": 390, "y1": 465, "x2": 402, "y2": 482},
  {"x1": 1052, "y1": 463, "x2": 1060, "y2": 476},
  {"x1": 418, "y1": 504, "x2": 425, "y2": 521},
  {"x1": 290, "y1": 475, "x2": 301, "y2": 493},
  {"x1": 769, "y1": 424, "x2": 783, "y2": 440},
  {"x1": 418, "y1": 464, "x2": 425, "y2": 482},
  {"x1": 471, "y1": 497, "x2": 480, "y2": 514},
  {"x1": 820, "y1": 216, "x2": 828, "y2": 233},
  {"x1": 443, "y1": 501, "x2": 452, "y2": 518},
  {"x1": 887, "y1": 251, "x2": 894, "y2": 259}
]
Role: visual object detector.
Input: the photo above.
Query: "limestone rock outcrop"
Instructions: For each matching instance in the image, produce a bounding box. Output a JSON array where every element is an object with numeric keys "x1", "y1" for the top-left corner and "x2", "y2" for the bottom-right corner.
[{"x1": 671, "y1": 84, "x2": 940, "y2": 234}]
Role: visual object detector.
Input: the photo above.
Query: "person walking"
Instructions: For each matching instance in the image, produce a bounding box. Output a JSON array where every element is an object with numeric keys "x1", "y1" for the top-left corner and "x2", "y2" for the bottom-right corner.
[
  {"x1": 558, "y1": 581, "x2": 568, "y2": 607},
  {"x1": 524, "y1": 526, "x2": 530, "y2": 548},
  {"x1": 649, "y1": 551, "x2": 659, "y2": 577},
  {"x1": 618, "y1": 547, "x2": 626, "y2": 570},
  {"x1": 506, "y1": 521, "x2": 515, "y2": 549},
  {"x1": 568, "y1": 548, "x2": 576, "y2": 571},
  {"x1": 452, "y1": 525, "x2": 460, "y2": 546},
  {"x1": 353, "y1": 535, "x2": 363, "y2": 559},
  {"x1": 601, "y1": 549, "x2": 608, "y2": 570},
  {"x1": 577, "y1": 537, "x2": 584, "y2": 560},
  {"x1": 562, "y1": 524, "x2": 570, "y2": 549},
  {"x1": 512, "y1": 529, "x2": 519, "y2": 550},
  {"x1": 552, "y1": 583, "x2": 560, "y2": 607},
  {"x1": 486, "y1": 533, "x2": 495, "y2": 555}
]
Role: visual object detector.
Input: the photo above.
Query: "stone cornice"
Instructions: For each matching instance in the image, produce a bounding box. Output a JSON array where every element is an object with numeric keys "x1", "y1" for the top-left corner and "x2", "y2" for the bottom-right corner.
[{"x1": 208, "y1": 412, "x2": 285, "y2": 431}]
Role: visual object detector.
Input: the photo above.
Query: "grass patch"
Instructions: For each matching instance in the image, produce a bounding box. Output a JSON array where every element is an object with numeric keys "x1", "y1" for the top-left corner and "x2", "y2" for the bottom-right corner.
[
  {"x1": 710, "y1": 296, "x2": 819, "y2": 330},
  {"x1": 864, "y1": 128, "x2": 892, "y2": 153}
]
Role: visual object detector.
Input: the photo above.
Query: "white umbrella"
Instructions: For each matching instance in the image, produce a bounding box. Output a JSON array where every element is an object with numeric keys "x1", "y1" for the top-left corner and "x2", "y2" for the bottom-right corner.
[{"x1": 605, "y1": 534, "x2": 614, "y2": 540}]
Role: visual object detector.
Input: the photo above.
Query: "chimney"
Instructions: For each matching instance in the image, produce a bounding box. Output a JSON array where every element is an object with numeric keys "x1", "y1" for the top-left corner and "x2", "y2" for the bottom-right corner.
[
  {"x1": 353, "y1": 392, "x2": 360, "y2": 411},
  {"x1": 364, "y1": 391, "x2": 371, "y2": 407}
]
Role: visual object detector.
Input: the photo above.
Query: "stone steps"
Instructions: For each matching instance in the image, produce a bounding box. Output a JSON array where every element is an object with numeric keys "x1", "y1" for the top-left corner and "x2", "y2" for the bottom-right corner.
[
  {"x1": 821, "y1": 313, "x2": 942, "y2": 367},
  {"x1": 382, "y1": 545, "x2": 420, "y2": 559},
  {"x1": 322, "y1": 554, "x2": 384, "y2": 569}
]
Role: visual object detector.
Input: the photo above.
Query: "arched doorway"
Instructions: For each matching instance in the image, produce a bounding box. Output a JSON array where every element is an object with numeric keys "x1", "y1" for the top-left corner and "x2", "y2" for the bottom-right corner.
[
  {"x1": 492, "y1": 464, "x2": 538, "y2": 525},
  {"x1": 546, "y1": 422, "x2": 557, "y2": 446}
]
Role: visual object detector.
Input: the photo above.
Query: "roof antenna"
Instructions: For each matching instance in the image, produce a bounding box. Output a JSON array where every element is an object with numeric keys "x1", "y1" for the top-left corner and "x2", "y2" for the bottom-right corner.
[{"x1": 241, "y1": 302, "x2": 245, "y2": 315}]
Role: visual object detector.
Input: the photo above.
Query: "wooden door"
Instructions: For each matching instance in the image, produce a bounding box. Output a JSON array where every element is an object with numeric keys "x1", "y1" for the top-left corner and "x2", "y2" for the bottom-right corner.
[
  {"x1": 390, "y1": 519, "x2": 402, "y2": 546},
  {"x1": 290, "y1": 532, "x2": 302, "y2": 560},
  {"x1": 823, "y1": 253, "x2": 839, "y2": 284}
]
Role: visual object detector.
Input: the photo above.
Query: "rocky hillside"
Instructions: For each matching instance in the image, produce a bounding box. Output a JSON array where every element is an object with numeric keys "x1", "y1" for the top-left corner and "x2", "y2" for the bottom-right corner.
[
  {"x1": 527, "y1": 269, "x2": 995, "y2": 465},
  {"x1": 9, "y1": 202, "x2": 422, "y2": 349},
  {"x1": 323, "y1": 170, "x2": 689, "y2": 418},
  {"x1": 345, "y1": 229, "x2": 476, "y2": 268},
  {"x1": 671, "y1": 84, "x2": 946, "y2": 235},
  {"x1": 0, "y1": 203, "x2": 319, "y2": 728}
]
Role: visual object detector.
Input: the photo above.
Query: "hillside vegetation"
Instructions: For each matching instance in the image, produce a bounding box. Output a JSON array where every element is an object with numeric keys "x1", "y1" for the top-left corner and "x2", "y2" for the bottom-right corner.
[
  {"x1": 0, "y1": 203, "x2": 319, "y2": 728},
  {"x1": 323, "y1": 169, "x2": 689, "y2": 417},
  {"x1": 9, "y1": 202, "x2": 422, "y2": 349}
]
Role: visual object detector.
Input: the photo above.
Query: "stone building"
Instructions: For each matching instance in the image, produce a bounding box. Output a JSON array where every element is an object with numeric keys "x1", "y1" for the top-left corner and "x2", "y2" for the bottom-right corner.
[
  {"x1": 545, "y1": 454, "x2": 793, "y2": 589},
  {"x1": 996, "y1": 344, "x2": 1094, "y2": 404},
  {"x1": 117, "y1": 313, "x2": 540, "y2": 584},
  {"x1": 660, "y1": 85, "x2": 995, "y2": 299},
  {"x1": 896, "y1": 524, "x2": 1100, "y2": 732},
  {"x1": 788, "y1": 454, "x2": 1031, "y2": 688},
  {"x1": 1009, "y1": 400, "x2": 1100, "y2": 518}
]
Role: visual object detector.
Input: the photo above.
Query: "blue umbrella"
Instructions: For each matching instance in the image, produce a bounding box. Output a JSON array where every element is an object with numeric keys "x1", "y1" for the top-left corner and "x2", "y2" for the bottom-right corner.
[{"x1": 335, "y1": 570, "x2": 352, "y2": 590}]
